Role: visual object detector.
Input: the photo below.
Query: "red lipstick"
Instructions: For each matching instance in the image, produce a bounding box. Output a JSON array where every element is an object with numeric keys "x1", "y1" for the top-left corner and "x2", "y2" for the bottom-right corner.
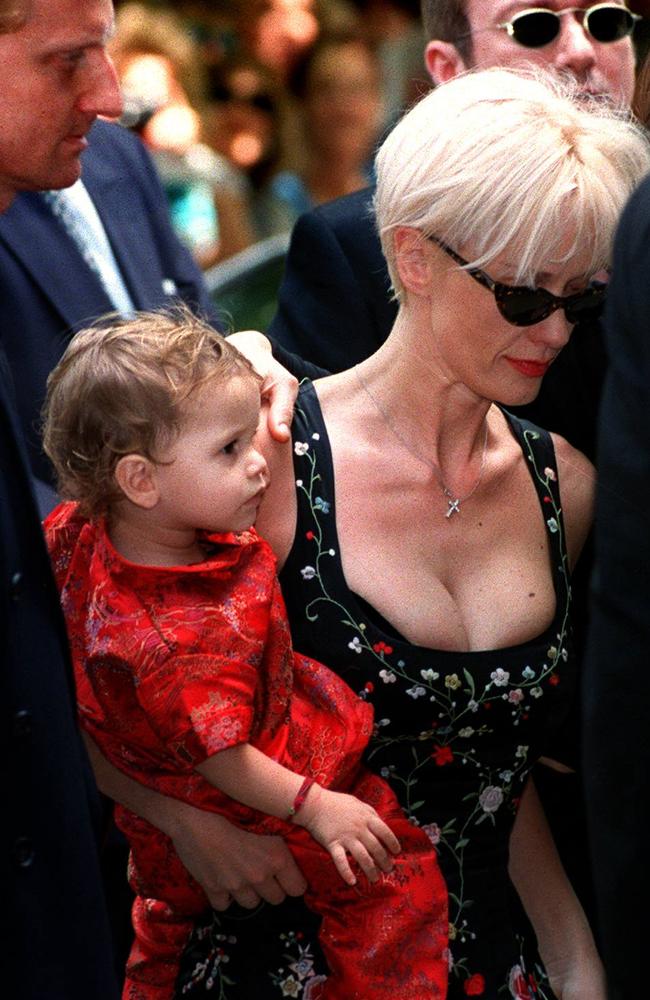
[{"x1": 505, "y1": 358, "x2": 551, "y2": 378}]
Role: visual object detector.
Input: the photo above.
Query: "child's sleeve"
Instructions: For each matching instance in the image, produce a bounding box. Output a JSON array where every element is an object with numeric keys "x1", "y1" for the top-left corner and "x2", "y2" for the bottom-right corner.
[{"x1": 135, "y1": 649, "x2": 264, "y2": 767}]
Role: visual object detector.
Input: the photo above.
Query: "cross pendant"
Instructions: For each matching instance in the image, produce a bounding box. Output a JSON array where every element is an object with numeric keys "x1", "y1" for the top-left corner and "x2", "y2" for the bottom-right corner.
[{"x1": 446, "y1": 498, "x2": 460, "y2": 518}]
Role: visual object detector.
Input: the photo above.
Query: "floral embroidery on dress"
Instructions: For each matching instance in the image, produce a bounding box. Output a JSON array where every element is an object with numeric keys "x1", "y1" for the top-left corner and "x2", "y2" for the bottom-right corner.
[{"x1": 279, "y1": 387, "x2": 575, "y2": 998}]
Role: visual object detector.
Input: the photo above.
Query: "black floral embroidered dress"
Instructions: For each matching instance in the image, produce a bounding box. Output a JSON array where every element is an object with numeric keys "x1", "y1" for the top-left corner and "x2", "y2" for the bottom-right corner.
[{"x1": 176, "y1": 381, "x2": 575, "y2": 1000}]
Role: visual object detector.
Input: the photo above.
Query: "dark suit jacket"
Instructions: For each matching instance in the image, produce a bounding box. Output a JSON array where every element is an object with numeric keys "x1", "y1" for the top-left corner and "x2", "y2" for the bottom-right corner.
[
  {"x1": 0, "y1": 119, "x2": 222, "y2": 486},
  {"x1": 583, "y1": 175, "x2": 650, "y2": 1000},
  {"x1": 0, "y1": 349, "x2": 118, "y2": 998},
  {"x1": 269, "y1": 187, "x2": 605, "y2": 461}
]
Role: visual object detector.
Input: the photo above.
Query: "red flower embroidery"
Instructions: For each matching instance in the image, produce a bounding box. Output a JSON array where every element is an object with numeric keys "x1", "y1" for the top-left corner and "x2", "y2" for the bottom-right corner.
[
  {"x1": 364, "y1": 681, "x2": 374, "y2": 693},
  {"x1": 305, "y1": 531, "x2": 315, "y2": 541},
  {"x1": 432, "y1": 745, "x2": 453, "y2": 766},
  {"x1": 373, "y1": 641, "x2": 393, "y2": 655},
  {"x1": 549, "y1": 674, "x2": 560, "y2": 686},
  {"x1": 463, "y1": 973, "x2": 485, "y2": 995},
  {"x1": 543, "y1": 496, "x2": 552, "y2": 504}
]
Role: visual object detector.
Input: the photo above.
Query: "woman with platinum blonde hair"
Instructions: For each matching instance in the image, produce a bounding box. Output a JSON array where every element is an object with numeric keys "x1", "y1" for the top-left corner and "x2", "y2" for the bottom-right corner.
[{"x1": 105, "y1": 68, "x2": 648, "y2": 999}]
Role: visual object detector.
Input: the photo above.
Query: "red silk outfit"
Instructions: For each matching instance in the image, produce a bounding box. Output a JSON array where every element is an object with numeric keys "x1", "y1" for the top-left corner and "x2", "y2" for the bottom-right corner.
[{"x1": 45, "y1": 503, "x2": 447, "y2": 1000}]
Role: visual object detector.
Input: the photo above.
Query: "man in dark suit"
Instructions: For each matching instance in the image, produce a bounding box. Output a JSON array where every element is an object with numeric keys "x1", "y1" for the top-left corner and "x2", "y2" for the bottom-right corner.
[
  {"x1": 0, "y1": 0, "x2": 121, "y2": 995},
  {"x1": 583, "y1": 174, "x2": 650, "y2": 1000},
  {"x1": 0, "y1": 118, "x2": 224, "y2": 487},
  {"x1": 268, "y1": 0, "x2": 637, "y2": 460}
]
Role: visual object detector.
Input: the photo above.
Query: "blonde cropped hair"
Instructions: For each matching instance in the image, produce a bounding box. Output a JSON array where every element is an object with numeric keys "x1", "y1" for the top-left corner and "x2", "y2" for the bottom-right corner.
[
  {"x1": 42, "y1": 307, "x2": 260, "y2": 518},
  {"x1": 374, "y1": 67, "x2": 650, "y2": 301}
]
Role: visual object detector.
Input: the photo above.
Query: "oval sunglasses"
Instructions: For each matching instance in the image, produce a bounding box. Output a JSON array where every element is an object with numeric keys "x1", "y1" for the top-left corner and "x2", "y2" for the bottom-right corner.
[
  {"x1": 491, "y1": 4, "x2": 640, "y2": 48},
  {"x1": 428, "y1": 236, "x2": 607, "y2": 327}
]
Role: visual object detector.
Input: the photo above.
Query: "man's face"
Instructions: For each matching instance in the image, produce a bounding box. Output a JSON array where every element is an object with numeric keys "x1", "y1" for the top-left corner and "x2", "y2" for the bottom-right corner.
[
  {"x1": 0, "y1": 0, "x2": 123, "y2": 210},
  {"x1": 457, "y1": 1, "x2": 635, "y2": 104}
]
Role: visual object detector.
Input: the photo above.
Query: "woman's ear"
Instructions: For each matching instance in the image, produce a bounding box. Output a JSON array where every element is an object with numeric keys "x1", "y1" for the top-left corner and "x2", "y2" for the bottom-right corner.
[
  {"x1": 393, "y1": 226, "x2": 433, "y2": 297},
  {"x1": 114, "y1": 455, "x2": 160, "y2": 510}
]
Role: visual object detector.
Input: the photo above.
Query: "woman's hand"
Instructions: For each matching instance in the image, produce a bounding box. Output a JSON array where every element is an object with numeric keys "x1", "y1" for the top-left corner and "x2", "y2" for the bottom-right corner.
[
  {"x1": 226, "y1": 330, "x2": 298, "y2": 442},
  {"x1": 294, "y1": 784, "x2": 401, "y2": 886},
  {"x1": 166, "y1": 800, "x2": 308, "y2": 911},
  {"x1": 544, "y1": 948, "x2": 607, "y2": 1000}
]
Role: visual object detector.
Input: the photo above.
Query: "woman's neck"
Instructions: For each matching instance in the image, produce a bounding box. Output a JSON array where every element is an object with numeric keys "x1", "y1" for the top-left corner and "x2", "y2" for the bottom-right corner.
[{"x1": 353, "y1": 315, "x2": 494, "y2": 485}]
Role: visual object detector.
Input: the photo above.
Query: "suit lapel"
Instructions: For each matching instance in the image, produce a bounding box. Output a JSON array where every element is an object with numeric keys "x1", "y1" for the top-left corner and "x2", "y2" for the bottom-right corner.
[
  {"x1": 0, "y1": 192, "x2": 115, "y2": 330},
  {"x1": 81, "y1": 136, "x2": 168, "y2": 308}
]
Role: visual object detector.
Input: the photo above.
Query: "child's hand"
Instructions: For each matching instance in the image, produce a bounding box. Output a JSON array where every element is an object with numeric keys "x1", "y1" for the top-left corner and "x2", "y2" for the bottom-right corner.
[{"x1": 294, "y1": 784, "x2": 401, "y2": 886}]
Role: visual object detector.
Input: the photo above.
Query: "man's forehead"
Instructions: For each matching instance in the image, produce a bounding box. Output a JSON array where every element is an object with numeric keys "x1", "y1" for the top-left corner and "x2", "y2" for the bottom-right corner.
[{"x1": 475, "y1": 0, "x2": 595, "y2": 23}]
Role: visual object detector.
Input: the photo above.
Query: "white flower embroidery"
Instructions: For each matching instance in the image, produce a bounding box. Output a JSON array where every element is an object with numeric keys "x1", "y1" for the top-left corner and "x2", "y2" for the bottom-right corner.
[
  {"x1": 406, "y1": 685, "x2": 427, "y2": 699},
  {"x1": 544, "y1": 466, "x2": 557, "y2": 482},
  {"x1": 490, "y1": 668, "x2": 510, "y2": 687},
  {"x1": 468, "y1": 699, "x2": 479, "y2": 713},
  {"x1": 300, "y1": 565, "x2": 316, "y2": 580},
  {"x1": 508, "y1": 688, "x2": 524, "y2": 704},
  {"x1": 294, "y1": 442, "x2": 309, "y2": 456},
  {"x1": 422, "y1": 822, "x2": 441, "y2": 845},
  {"x1": 515, "y1": 745, "x2": 529, "y2": 759},
  {"x1": 499, "y1": 770, "x2": 513, "y2": 782},
  {"x1": 479, "y1": 785, "x2": 504, "y2": 814},
  {"x1": 531, "y1": 687, "x2": 543, "y2": 699},
  {"x1": 420, "y1": 668, "x2": 439, "y2": 682},
  {"x1": 445, "y1": 673, "x2": 462, "y2": 690},
  {"x1": 379, "y1": 669, "x2": 397, "y2": 683},
  {"x1": 311, "y1": 432, "x2": 320, "y2": 441},
  {"x1": 522, "y1": 666, "x2": 535, "y2": 680},
  {"x1": 459, "y1": 727, "x2": 474, "y2": 738},
  {"x1": 348, "y1": 636, "x2": 362, "y2": 654},
  {"x1": 547, "y1": 517, "x2": 559, "y2": 533},
  {"x1": 280, "y1": 974, "x2": 301, "y2": 996}
]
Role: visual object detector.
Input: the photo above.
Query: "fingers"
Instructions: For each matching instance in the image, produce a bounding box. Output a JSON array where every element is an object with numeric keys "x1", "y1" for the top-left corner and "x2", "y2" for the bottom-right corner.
[
  {"x1": 275, "y1": 860, "x2": 309, "y2": 898},
  {"x1": 330, "y1": 843, "x2": 357, "y2": 886},
  {"x1": 231, "y1": 887, "x2": 262, "y2": 909},
  {"x1": 368, "y1": 815, "x2": 401, "y2": 857},
  {"x1": 261, "y1": 372, "x2": 297, "y2": 443},
  {"x1": 209, "y1": 890, "x2": 234, "y2": 912}
]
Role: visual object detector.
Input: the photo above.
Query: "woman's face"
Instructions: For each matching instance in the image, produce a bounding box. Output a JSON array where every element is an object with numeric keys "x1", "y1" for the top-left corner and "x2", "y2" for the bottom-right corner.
[{"x1": 426, "y1": 237, "x2": 600, "y2": 408}]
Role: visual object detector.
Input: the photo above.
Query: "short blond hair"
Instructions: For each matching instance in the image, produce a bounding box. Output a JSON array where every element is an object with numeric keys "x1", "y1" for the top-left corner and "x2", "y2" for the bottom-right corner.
[
  {"x1": 42, "y1": 307, "x2": 260, "y2": 518},
  {"x1": 374, "y1": 67, "x2": 650, "y2": 301}
]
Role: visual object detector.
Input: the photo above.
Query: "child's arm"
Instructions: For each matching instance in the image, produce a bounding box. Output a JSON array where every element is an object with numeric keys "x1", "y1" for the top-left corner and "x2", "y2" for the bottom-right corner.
[{"x1": 197, "y1": 743, "x2": 401, "y2": 886}]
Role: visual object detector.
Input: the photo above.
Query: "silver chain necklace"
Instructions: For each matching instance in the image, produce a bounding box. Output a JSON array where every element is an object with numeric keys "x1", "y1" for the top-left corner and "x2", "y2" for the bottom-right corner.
[{"x1": 354, "y1": 366, "x2": 489, "y2": 519}]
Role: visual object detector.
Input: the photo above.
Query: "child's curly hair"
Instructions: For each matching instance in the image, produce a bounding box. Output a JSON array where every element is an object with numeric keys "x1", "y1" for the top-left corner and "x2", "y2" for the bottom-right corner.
[{"x1": 42, "y1": 305, "x2": 260, "y2": 518}]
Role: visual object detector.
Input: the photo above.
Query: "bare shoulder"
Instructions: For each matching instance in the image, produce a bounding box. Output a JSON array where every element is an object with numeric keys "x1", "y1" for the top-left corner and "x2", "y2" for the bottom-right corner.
[
  {"x1": 550, "y1": 432, "x2": 596, "y2": 569},
  {"x1": 255, "y1": 407, "x2": 297, "y2": 567}
]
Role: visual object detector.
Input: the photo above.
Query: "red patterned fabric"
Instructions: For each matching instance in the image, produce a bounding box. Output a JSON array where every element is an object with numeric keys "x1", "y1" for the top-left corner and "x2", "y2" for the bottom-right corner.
[{"x1": 45, "y1": 503, "x2": 447, "y2": 1000}]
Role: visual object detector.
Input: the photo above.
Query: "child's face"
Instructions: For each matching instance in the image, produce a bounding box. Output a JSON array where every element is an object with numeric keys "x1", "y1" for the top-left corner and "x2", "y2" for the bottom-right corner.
[{"x1": 154, "y1": 374, "x2": 269, "y2": 534}]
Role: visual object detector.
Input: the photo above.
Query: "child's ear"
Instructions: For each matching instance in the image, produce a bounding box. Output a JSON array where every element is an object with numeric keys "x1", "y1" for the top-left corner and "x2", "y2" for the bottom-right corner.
[{"x1": 114, "y1": 455, "x2": 160, "y2": 510}]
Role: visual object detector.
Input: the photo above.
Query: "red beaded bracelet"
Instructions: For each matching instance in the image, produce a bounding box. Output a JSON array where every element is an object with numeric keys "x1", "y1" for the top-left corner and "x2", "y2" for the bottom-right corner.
[{"x1": 287, "y1": 776, "x2": 316, "y2": 822}]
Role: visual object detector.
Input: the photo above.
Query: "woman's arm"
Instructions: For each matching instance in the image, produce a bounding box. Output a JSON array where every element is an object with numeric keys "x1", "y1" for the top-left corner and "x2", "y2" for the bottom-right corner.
[
  {"x1": 509, "y1": 777, "x2": 606, "y2": 999},
  {"x1": 84, "y1": 734, "x2": 308, "y2": 910}
]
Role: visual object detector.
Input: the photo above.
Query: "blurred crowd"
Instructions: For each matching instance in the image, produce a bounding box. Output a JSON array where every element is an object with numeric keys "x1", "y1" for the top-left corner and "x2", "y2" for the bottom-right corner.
[{"x1": 110, "y1": 0, "x2": 428, "y2": 267}]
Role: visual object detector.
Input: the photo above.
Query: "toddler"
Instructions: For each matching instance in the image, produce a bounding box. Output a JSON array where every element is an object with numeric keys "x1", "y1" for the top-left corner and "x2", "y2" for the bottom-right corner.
[{"x1": 42, "y1": 308, "x2": 447, "y2": 1000}]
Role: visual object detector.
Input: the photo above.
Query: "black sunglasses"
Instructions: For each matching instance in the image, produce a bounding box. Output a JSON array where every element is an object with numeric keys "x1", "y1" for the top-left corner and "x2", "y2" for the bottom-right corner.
[
  {"x1": 429, "y1": 236, "x2": 607, "y2": 327},
  {"x1": 497, "y1": 4, "x2": 640, "y2": 48}
]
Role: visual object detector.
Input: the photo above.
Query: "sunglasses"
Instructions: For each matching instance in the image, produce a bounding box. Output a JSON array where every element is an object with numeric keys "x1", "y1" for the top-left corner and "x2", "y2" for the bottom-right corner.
[
  {"x1": 497, "y1": 4, "x2": 640, "y2": 48},
  {"x1": 429, "y1": 237, "x2": 607, "y2": 327}
]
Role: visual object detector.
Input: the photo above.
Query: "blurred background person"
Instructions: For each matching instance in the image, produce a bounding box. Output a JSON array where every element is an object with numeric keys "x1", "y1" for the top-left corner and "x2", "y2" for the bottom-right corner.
[
  {"x1": 257, "y1": 31, "x2": 384, "y2": 236},
  {"x1": 112, "y1": 2, "x2": 235, "y2": 267},
  {"x1": 201, "y1": 53, "x2": 290, "y2": 246}
]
